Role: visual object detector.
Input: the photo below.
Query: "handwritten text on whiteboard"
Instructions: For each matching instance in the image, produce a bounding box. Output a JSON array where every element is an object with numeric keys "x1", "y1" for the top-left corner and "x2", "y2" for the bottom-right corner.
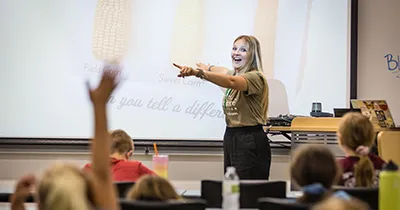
[{"x1": 384, "y1": 54, "x2": 400, "y2": 78}]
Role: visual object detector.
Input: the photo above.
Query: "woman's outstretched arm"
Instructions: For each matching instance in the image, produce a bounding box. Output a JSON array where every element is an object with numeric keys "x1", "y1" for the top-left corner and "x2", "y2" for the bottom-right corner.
[
  {"x1": 196, "y1": 63, "x2": 230, "y2": 74},
  {"x1": 174, "y1": 63, "x2": 248, "y2": 91}
]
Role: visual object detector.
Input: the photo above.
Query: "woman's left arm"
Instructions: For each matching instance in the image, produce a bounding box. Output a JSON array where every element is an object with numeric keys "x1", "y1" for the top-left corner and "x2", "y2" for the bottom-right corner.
[
  {"x1": 200, "y1": 70, "x2": 248, "y2": 90},
  {"x1": 173, "y1": 63, "x2": 248, "y2": 91}
]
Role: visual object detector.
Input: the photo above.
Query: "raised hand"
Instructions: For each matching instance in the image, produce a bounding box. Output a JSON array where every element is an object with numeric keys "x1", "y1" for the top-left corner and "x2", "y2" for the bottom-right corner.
[
  {"x1": 87, "y1": 65, "x2": 121, "y2": 105},
  {"x1": 196, "y1": 62, "x2": 211, "y2": 71},
  {"x1": 355, "y1": 145, "x2": 370, "y2": 156},
  {"x1": 11, "y1": 174, "x2": 36, "y2": 209},
  {"x1": 173, "y1": 63, "x2": 197, "y2": 78},
  {"x1": 88, "y1": 65, "x2": 121, "y2": 210}
]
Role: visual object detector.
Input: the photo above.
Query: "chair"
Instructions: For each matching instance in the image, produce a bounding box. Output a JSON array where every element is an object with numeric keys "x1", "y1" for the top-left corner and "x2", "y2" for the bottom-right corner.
[
  {"x1": 258, "y1": 197, "x2": 310, "y2": 210},
  {"x1": 377, "y1": 131, "x2": 400, "y2": 165},
  {"x1": 0, "y1": 193, "x2": 34, "y2": 203},
  {"x1": 119, "y1": 198, "x2": 207, "y2": 210},
  {"x1": 115, "y1": 181, "x2": 135, "y2": 198},
  {"x1": 267, "y1": 79, "x2": 290, "y2": 117},
  {"x1": 332, "y1": 186, "x2": 378, "y2": 210},
  {"x1": 201, "y1": 180, "x2": 286, "y2": 208}
]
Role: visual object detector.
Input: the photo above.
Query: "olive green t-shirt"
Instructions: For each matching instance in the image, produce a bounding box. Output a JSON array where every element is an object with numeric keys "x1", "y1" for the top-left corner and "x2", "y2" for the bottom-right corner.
[{"x1": 223, "y1": 70, "x2": 268, "y2": 127}]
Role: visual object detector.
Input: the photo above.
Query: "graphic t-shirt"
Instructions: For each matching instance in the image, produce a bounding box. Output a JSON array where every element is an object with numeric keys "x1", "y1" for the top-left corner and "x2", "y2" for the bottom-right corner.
[{"x1": 223, "y1": 70, "x2": 268, "y2": 127}]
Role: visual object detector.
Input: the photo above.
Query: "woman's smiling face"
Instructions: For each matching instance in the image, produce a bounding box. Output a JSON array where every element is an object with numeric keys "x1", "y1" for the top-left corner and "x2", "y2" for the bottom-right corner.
[{"x1": 231, "y1": 39, "x2": 249, "y2": 70}]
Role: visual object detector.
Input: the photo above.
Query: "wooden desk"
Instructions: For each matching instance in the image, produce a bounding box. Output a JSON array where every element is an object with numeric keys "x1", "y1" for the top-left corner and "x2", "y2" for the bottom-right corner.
[
  {"x1": 268, "y1": 126, "x2": 292, "y2": 132},
  {"x1": 268, "y1": 117, "x2": 400, "y2": 133},
  {"x1": 266, "y1": 117, "x2": 400, "y2": 157},
  {"x1": 0, "y1": 203, "x2": 36, "y2": 210},
  {"x1": 266, "y1": 118, "x2": 341, "y2": 141},
  {"x1": 0, "y1": 179, "x2": 300, "y2": 203},
  {"x1": 0, "y1": 203, "x2": 258, "y2": 210}
]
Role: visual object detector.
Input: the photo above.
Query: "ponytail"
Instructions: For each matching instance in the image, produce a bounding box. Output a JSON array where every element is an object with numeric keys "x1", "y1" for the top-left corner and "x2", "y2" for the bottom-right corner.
[{"x1": 354, "y1": 155, "x2": 374, "y2": 187}]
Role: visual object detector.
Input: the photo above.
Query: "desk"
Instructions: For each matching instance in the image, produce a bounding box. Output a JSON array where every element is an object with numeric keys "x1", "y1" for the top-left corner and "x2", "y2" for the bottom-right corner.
[
  {"x1": 267, "y1": 117, "x2": 400, "y2": 132},
  {"x1": 182, "y1": 189, "x2": 302, "y2": 199},
  {"x1": 266, "y1": 117, "x2": 400, "y2": 157},
  {"x1": 0, "y1": 180, "x2": 301, "y2": 202},
  {"x1": 0, "y1": 203, "x2": 258, "y2": 210},
  {"x1": 266, "y1": 126, "x2": 292, "y2": 140},
  {"x1": 0, "y1": 203, "x2": 36, "y2": 210},
  {"x1": 0, "y1": 179, "x2": 302, "y2": 210},
  {"x1": 0, "y1": 180, "x2": 192, "y2": 203}
]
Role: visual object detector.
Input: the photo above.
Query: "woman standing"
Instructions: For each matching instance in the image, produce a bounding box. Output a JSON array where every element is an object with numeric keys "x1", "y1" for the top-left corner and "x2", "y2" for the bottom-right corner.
[{"x1": 173, "y1": 35, "x2": 271, "y2": 180}]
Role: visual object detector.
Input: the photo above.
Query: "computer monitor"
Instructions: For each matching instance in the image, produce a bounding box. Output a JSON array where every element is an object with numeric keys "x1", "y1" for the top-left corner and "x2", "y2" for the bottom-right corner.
[{"x1": 333, "y1": 108, "x2": 361, "y2": 118}]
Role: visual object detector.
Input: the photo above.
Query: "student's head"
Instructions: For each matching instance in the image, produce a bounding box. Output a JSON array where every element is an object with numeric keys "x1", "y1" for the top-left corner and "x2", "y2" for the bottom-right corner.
[
  {"x1": 37, "y1": 163, "x2": 93, "y2": 210},
  {"x1": 126, "y1": 175, "x2": 180, "y2": 201},
  {"x1": 312, "y1": 196, "x2": 369, "y2": 210},
  {"x1": 232, "y1": 35, "x2": 263, "y2": 73},
  {"x1": 290, "y1": 145, "x2": 340, "y2": 204},
  {"x1": 110, "y1": 129, "x2": 134, "y2": 159},
  {"x1": 337, "y1": 112, "x2": 375, "y2": 187}
]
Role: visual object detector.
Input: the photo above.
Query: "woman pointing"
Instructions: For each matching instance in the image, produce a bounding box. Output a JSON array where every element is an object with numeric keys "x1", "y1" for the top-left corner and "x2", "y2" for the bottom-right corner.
[{"x1": 174, "y1": 35, "x2": 271, "y2": 180}]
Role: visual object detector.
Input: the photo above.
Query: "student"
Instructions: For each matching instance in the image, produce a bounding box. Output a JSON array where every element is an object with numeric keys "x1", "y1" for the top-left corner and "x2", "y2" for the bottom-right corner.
[
  {"x1": 83, "y1": 129, "x2": 155, "y2": 182},
  {"x1": 337, "y1": 112, "x2": 386, "y2": 187},
  {"x1": 11, "y1": 68, "x2": 120, "y2": 210},
  {"x1": 290, "y1": 145, "x2": 341, "y2": 204},
  {"x1": 126, "y1": 175, "x2": 180, "y2": 201}
]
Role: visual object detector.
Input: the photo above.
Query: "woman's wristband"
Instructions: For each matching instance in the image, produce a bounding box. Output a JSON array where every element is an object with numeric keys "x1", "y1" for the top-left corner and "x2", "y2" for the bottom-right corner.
[{"x1": 208, "y1": 65, "x2": 214, "y2": 72}]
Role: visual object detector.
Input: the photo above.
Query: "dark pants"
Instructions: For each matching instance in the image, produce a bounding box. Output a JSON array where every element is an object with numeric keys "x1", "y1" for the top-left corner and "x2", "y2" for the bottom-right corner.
[{"x1": 223, "y1": 125, "x2": 272, "y2": 180}]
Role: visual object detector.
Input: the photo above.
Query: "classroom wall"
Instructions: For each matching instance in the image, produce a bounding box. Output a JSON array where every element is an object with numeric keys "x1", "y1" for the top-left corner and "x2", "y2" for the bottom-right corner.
[
  {"x1": 357, "y1": 0, "x2": 400, "y2": 125},
  {"x1": 0, "y1": 150, "x2": 291, "y2": 184}
]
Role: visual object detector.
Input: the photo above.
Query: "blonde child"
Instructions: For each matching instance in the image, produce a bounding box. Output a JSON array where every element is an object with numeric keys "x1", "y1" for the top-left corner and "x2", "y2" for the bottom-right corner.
[
  {"x1": 337, "y1": 112, "x2": 386, "y2": 187},
  {"x1": 126, "y1": 175, "x2": 180, "y2": 201},
  {"x1": 11, "y1": 68, "x2": 121, "y2": 210}
]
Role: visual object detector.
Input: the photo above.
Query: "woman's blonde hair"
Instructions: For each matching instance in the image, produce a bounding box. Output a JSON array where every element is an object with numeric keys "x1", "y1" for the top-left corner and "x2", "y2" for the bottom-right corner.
[
  {"x1": 338, "y1": 112, "x2": 375, "y2": 187},
  {"x1": 290, "y1": 145, "x2": 341, "y2": 204},
  {"x1": 126, "y1": 175, "x2": 180, "y2": 201},
  {"x1": 37, "y1": 163, "x2": 93, "y2": 210},
  {"x1": 233, "y1": 35, "x2": 269, "y2": 121}
]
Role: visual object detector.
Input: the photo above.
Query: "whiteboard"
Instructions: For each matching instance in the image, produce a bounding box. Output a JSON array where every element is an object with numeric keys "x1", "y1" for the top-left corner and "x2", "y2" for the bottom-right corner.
[
  {"x1": 0, "y1": 0, "x2": 351, "y2": 140},
  {"x1": 357, "y1": 0, "x2": 400, "y2": 126}
]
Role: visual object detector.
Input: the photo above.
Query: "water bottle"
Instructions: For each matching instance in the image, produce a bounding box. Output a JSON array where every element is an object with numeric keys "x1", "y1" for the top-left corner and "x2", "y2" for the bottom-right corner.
[
  {"x1": 222, "y1": 166, "x2": 240, "y2": 210},
  {"x1": 379, "y1": 160, "x2": 400, "y2": 210}
]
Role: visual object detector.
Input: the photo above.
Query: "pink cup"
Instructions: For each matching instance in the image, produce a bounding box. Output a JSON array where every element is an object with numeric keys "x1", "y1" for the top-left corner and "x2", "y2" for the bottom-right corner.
[{"x1": 152, "y1": 154, "x2": 169, "y2": 179}]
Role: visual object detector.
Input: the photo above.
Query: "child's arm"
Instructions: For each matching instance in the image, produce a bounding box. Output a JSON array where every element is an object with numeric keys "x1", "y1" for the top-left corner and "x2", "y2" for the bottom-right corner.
[
  {"x1": 139, "y1": 162, "x2": 156, "y2": 176},
  {"x1": 355, "y1": 146, "x2": 370, "y2": 155},
  {"x1": 10, "y1": 175, "x2": 36, "y2": 210},
  {"x1": 87, "y1": 67, "x2": 120, "y2": 210}
]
